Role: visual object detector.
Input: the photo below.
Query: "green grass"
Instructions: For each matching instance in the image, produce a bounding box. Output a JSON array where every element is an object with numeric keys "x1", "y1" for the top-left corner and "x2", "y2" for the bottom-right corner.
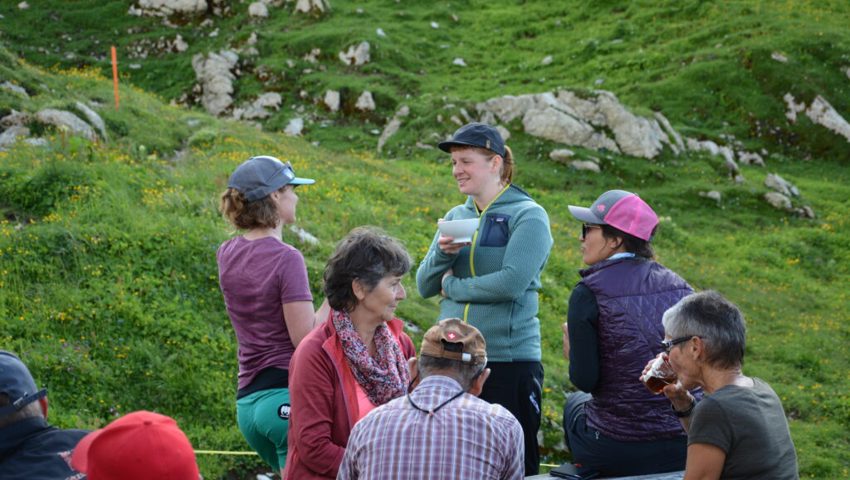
[{"x1": 1, "y1": 1, "x2": 850, "y2": 478}]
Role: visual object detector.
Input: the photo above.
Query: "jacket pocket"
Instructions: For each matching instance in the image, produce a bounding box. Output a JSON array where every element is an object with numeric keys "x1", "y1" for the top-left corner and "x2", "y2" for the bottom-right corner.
[{"x1": 479, "y1": 213, "x2": 511, "y2": 247}]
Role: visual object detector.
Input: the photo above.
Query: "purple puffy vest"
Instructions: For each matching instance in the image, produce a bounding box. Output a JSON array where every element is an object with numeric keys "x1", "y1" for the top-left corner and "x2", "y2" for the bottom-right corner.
[{"x1": 580, "y1": 257, "x2": 693, "y2": 441}]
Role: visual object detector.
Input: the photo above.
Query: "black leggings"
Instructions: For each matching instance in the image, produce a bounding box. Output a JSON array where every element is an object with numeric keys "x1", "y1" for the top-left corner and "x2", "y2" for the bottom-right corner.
[{"x1": 479, "y1": 361, "x2": 544, "y2": 476}]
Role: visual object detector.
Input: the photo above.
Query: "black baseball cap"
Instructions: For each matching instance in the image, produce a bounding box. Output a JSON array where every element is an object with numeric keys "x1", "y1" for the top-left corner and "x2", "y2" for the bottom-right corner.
[
  {"x1": 0, "y1": 351, "x2": 47, "y2": 416},
  {"x1": 227, "y1": 155, "x2": 315, "y2": 202},
  {"x1": 438, "y1": 123, "x2": 506, "y2": 157}
]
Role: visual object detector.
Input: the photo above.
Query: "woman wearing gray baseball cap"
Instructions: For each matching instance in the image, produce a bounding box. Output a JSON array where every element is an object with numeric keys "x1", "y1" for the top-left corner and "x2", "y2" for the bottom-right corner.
[
  {"x1": 216, "y1": 155, "x2": 317, "y2": 476},
  {"x1": 416, "y1": 122, "x2": 553, "y2": 476}
]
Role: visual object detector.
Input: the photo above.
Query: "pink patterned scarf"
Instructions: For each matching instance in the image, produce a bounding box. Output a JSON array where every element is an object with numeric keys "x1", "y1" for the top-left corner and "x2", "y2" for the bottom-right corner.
[{"x1": 332, "y1": 309, "x2": 409, "y2": 406}]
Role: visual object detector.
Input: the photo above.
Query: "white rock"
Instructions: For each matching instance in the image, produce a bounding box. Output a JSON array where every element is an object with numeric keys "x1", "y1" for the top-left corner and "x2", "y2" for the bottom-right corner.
[
  {"x1": 18, "y1": 2, "x2": 29, "y2": 9},
  {"x1": 376, "y1": 28, "x2": 386, "y2": 37},
  {"x1": 699, "y1": 190, "x2": 722, "y2": 203},
  {"x1": 284, "y1": 118, "x2": 304, "y2": 136},
  {"x1": 450, "y1": 115, "x2": 463, "y2": 126},
  {"x1": 129, "y1": 64, "x2": 142, "y2": 70},
  {"x1": 495, "y1": 125, "x2": 510, "y2": 142},
  {"x1": 541, "y1": 55, "x2": 553, "y2": 66},
  {"x1": 294, "y1": 0, "x2": 330, "y2": 14},
  {"x1": 75, "y1": 101, "x2": 108, "y2": 140},
  {"x1": 737, "y1": 150, "x2": 764, "y2": 166},
  {"x1": 764, "y1": 192, "x2": 792, "y2": 211},
  {"x1": 844, "y1": 66, "x2": 850, "y2": 80},
  {"x1": 289, "y1": 225, "x2": 319, "y2": 245},
  {"x1": 783, "y1": 93, "x2": 806, "y2": 123},
  {"x1": 0, "y1": 81, "x2": 28, "y2": 97},
  {"x1": 339, "y1": 41, "x2": 370, "y2": 66},
  {"x1": 805, "y1": 95, "x2": 850, "y2": 143},
  {"x1": 35, "y1": 109, "x2": 97, "y2": 141},
  {"x1": 570, "y1": 160, "x2": 601, "y2": 173},
  {"x1": 452, "y1": 58, "x2": 467, "y2": 67},
  {"x1": 522, "y1": 106, "x2": 619, "y2": 153},
  {"x1": 1, "y1": 110, "x2": 30, "y2": 128},
  {"x1": 765, "y1": 173, "x2": 799, "y2": 197},
  {"x1": 771, "y1": 51, "x2": 788, "y2": 63},
  {"x1": 430, "y1": 21, "x2": 439, "y2": 29},
  {"x1": 25, "y1": 138, "x2": 49, "y2": 147},
  {"x1": 0, "y1": 126, "x2": 30, "y2": 149},
  {"x1": 173, "y1": 34, "x2": 189, "y2": 52},
  {"x1": 355, "y1": 91, "x2": 376, "y2": 111},
  {"x1": 248, "y1": 1, "x2": 269, "y2": 17},
  {"x1": 797, "y1": 206, "x2": 816, "y2": 218},
  {"x1": 377, "y1": 105, "x2": 409, "y2": 153},
  {"x1": 549, "y1": 149, "x2": 575, "y2": 162},
  {"x1": 255, "y1": 92, "x2": 282, "y2": 109},
  {"x1": 323, "y1": 90, "x2": 340, "y2": 112},
  {"x1": 136, "y1": 0, "x2": 208, "y2": 17},
  {"x1": 192, "y1": 50, "x2": 239, "y2": 116},
  {"x1": 653, "y1": 111, "x2": 684, "y2": 154},
  {"x1": 303, "y1": 48, "x2": 321, "y2": 64}
]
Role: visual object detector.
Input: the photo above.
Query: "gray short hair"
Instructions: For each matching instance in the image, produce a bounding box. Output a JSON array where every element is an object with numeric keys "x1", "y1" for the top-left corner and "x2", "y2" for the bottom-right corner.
[
  {"x1": 0, "y1": 394, "x2": 44, "y2": 429},
  {"x1": 662, "y1": 290, "x2": 746, "y2": 369},
  {"x1": 418, "y1": 355, "x2": 485, "y2": 391}
]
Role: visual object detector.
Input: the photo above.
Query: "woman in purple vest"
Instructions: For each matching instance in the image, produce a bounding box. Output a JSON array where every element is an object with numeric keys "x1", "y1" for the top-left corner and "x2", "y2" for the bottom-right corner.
[
  {"x1": 217, "y1": 155, "x2": 319, "y2": 476},
  {"x1": 561, "y1": 189, "x2": 694, "y2": 477}
]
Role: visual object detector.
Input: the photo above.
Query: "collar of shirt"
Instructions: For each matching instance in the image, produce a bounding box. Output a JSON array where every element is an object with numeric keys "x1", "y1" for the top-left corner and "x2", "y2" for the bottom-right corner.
[{"x1": 607, "y1": 252, "x2": 636, "y2": 261}]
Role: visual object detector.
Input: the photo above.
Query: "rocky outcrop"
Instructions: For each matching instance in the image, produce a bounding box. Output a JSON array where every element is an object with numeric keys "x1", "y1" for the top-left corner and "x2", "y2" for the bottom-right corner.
[
  {"x1": 1, "y1": 81, "x2": 28, "y2": 98},
  {"x1": 131, "y1": 0, "x2": 207, "y2": 17},
  {"x1": 355, "y1": 91, "x2": 376, "y2": 111},
  {"x1": 477, "y1": 90, "x2": 671, "y2": 159},
  {"x1": 75, "y1": 101, "x2": 108, "y2": 140},
  {"x1": 294, "y1": 0, "x2": 330, "y2": 14},
  {"x1": 284, "y1": 117, "x2": 304, "y2": 136},
  {"x1": 323, "y1": 90, "x2": 340, "y2": 112},
  {"x1": 0, "y1": 126, "x2": 30, "y2": 149},
  {"x1": 784, "y1": 93, "x2": 850, "y2": 144},
  {"x1": 232, "y1": 92, "x2": 282, "y2": 120},
  {"x1": 192, "y1": 50, "x2": 239, "y2": 116},
  {"x1": 35, "y1": 109, "x2": 97, "y2": 141},
  {"x1": 765, "y1": 173, "x2": 799, "y2": 198},
  {"x1": 248, "y1": 1, "x2": 268, "y2": 18}
]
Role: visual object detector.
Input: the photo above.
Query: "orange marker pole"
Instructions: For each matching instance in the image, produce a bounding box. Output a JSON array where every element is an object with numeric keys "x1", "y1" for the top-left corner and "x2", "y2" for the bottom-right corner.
[{"x1": 111, "y1": 46, "x2": 120, "y2": 109}]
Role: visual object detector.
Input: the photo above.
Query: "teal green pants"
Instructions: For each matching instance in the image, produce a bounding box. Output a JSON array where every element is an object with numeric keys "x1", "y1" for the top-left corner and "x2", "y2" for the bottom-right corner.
[{"x1": 236, "y1": 388, "x2": 290, "y2": 472}]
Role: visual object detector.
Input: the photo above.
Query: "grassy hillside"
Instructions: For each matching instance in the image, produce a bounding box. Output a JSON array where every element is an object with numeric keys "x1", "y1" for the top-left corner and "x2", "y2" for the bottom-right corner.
[{"x1": 1, "y1": 1, "x2": 849, "y2": 478}]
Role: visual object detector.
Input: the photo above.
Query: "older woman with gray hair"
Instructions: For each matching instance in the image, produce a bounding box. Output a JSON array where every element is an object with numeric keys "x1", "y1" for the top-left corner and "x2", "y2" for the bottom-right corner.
[
  {"x1": 649, "y1": 290, "x2": 799, "y2": 480},
  {"x1": 284, "y1": 227, "x2": 416, "y2": 479}
]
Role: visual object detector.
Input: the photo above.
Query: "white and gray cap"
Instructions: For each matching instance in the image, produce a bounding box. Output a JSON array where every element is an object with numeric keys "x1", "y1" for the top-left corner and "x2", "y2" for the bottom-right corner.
[{"x1": 228, "y1": 155, "x2": 315, "y2": 202}]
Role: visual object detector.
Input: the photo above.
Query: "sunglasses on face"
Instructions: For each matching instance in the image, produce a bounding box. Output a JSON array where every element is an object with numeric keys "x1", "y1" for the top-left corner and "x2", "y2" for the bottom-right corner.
[
  {"x1": 581, "y1": 223, "x2": 602, "y2": 239},
  {"x1": 661, "y1": 335, "x2": 697, "y2": 353}
]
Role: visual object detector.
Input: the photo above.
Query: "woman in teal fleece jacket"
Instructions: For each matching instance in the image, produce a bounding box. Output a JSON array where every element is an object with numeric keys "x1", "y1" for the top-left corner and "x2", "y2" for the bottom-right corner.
[{"x1": 416, "y1": 122, "x2": 553, "y2": 476}]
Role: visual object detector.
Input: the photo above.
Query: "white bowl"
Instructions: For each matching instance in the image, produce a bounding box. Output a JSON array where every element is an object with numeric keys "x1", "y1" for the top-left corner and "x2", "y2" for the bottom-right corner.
[{"x1": 437, "y1": 218, "x2": 479, "y2": 244}]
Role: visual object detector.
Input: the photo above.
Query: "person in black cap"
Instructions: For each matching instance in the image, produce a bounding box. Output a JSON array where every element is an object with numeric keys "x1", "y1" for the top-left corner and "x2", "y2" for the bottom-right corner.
[
  {"x1": 0, "y1": 350, "x2": 88, "y2": 479},
  {"x1": 217, "y1": 155, "x2": 320, "y2": 476},
  {"x1": 416, "y1": 122, "x2": 553, "y2": 475}
]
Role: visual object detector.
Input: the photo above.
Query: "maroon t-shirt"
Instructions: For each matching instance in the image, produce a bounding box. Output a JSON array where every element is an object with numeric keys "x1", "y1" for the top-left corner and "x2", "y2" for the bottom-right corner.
[{"x1": 217, "y1": 236, "x2": 313, "y2": 389}]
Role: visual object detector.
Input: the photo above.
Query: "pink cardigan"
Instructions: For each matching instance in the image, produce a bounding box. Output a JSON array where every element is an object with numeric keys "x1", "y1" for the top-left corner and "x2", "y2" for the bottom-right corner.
[{"x1": 283, "y1": 316, "x2": 415, "y2": 479}]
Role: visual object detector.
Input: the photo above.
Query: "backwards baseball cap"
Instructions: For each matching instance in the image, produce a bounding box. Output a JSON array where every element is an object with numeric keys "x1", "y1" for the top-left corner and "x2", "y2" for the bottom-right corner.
[
  {"x1": 227, "y1": 155, "x2": 315, "y2": 202},
  {"x1": 0, "y1": 350, "x2": 47, "y2": 416},
  {"x1": 568, "y1": 189, "x2": 659, "y2": 241},
  {"x1": 71, "y1": 410, "x2": 200, "y2": 480},
  {"x1": 438, "y1": 122, "x2": 506, "y2": 157},
  {"x1": 420, "y1": 318, "x2": 487, "y2": 365}
]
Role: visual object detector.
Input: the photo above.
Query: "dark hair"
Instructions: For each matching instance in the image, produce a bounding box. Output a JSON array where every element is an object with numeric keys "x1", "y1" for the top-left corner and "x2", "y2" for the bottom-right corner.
[
  {"x1": 418, "y1": 355, "x2": 485, "y2": 391},
  {"x1": 219, "y1": 186, "x2": 286, "y2": 230},
  {"x1": 323, "y1": 227, "x2": 411, "y2": 312},
  {"x1": 0, "y1": 393, "x2": 43, "y2": 428},
  {"x1": 662, "y1": 290, "x2": 747, "y2": 369},
  {"x1": 600, "y1": 224, "x2": 655, "y2": 259},
  {"x1": 451, "y1": 145, "x2": 515, "y2": 184}
]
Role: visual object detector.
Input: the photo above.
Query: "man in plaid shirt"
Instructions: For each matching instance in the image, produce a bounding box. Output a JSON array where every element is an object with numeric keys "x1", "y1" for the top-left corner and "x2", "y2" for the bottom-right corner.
[{"x1": 338, "y1": 318, "x2": 524, "y2": 480}]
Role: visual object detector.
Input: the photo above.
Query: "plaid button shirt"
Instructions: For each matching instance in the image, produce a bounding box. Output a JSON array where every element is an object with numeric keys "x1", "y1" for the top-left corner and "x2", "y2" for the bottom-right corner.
[{"x1": 338, "y1": 375, "x2": 524, "y2": 480}]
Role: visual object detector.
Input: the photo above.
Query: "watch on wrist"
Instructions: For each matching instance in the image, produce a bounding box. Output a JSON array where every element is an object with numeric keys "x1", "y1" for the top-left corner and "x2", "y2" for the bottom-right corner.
[{"x1": 672, "y1": 397, "x2": 696, "y2": 418}]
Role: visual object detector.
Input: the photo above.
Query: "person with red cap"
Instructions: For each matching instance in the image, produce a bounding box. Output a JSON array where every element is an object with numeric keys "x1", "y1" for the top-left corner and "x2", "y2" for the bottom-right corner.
[
  {"x1": 561, "y1": 190, "x2": 696, "y2": 477},
  {"x1": 71, "y1": 410, "x2": 200, "y2": 480},
  {"x1": 0, "y1": 350, "x2": 88, "y2": 479}
]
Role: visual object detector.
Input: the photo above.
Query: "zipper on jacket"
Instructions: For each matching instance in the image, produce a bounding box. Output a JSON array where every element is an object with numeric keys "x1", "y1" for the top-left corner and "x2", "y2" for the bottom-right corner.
[{"x1": 464, "y1": 183, "x2": 511, "y2": 323}]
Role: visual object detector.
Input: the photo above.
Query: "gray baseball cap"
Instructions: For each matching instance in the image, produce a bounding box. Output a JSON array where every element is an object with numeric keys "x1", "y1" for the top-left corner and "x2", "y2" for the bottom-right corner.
[
  {"x1": 0, "y1": 351, "x2": 47, "y2": 416},
  {"x1": 227, "y1": 155, "x2": 315, "y2": 202}
]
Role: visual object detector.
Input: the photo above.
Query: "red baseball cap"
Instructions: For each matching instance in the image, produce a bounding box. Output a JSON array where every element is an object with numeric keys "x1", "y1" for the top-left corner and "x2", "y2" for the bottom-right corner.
[{"x1": 71, "y1": 410, "x2": 199, "y2": 480}]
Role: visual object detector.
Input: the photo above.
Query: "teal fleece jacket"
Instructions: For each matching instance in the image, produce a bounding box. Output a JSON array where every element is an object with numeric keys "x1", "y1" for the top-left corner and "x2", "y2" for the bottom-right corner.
[{"x1": 416, "y1": 184, "x2": 553, "y2": 362}]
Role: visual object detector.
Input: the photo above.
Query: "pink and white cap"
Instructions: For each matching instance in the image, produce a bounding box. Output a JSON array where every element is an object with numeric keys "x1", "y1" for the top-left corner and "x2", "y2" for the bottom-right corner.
[{"x1": 568, "y1": 190, "x2": 659, "y2": 241}]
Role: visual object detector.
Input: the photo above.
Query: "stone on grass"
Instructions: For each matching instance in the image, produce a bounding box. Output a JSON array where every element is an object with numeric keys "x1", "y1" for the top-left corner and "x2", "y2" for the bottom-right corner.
[
  {"x1": 18, "y1": 1, "x2": 29, "y2": 9},
  {"x1": 192, "y1": 50, "x2": 239, "y2": 116},
  {"x1": 452, "y1": 58, "x2": 467, "y2": 67},
  {"x1": 495, "y1": 125, "x2": 510, "y2": 142},
  {"x1": 294, "y1": 0, "x2": 330, "y2": 14},
  {"x1": 135, "y1": 0, "x2": 207, "y2": 17},
  {"x1": 541, "y1": 55, "x2": 553, "y2": 66},
  {"x1": 323, "y1": 90, "x2": 340, "y2": 112},
  {"x1": 355, "y1": 91, "x2": 376, "y2": 111},
  {"x1": 549, "y1": 148, "x2": 575, "y2": 162},
  {"x1": 699, "y1": 190, "x2": 722, "y2": 204},
  {"x1": 249, "y1": 2, "x2": 269, "y2": 18},
  {"x1": 805, "y1": 95, "x2": 850, "y2": 143},
  {"x1": 376, "y1": 28, "x2": 386, "y2": 38},
  {"x1": 1, "y1": 110, "x2": 30, "y2": 128},
  {"x1": 764, "y1": 192, "x2": 792, "y2": 211},
  {"x1": 570, "y1": 160, "x2": 601, "y2": 173},
  {"x1": 35, "y1": 109, "x2": 97, "y2": 141},
  {"x1": 284, "y1": 118, "x2": 304, "y2": 136},
  {"x1": 377, "y1": 105, "x2": 410, "y2": 153},
  {"x1": 0, "y1": 126, "x2": 30, "y2": 149},
  {"x1": 0, "y1": 81, "x2": 28, "y2": 97},
  {"x1": 339, "y1": 41, "x2": 370, "y2": 66},
  {"x1": 289, "y1": 225, "x2": 319, "y2": 246},
  {"x1": 765, "y1": 173, "x2": 799, "y2": 197},
  {"x1": 771, "y1": 51, "x2": 788, "y2": 63},
  {"x1": 75, "y1": 101, "x2": 108, "y2": 140}
]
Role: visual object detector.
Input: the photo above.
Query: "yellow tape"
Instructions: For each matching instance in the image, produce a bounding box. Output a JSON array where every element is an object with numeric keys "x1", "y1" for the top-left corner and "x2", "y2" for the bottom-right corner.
[{"x1": 193, "y1": 450, "x2": 259, "y2": 456}]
